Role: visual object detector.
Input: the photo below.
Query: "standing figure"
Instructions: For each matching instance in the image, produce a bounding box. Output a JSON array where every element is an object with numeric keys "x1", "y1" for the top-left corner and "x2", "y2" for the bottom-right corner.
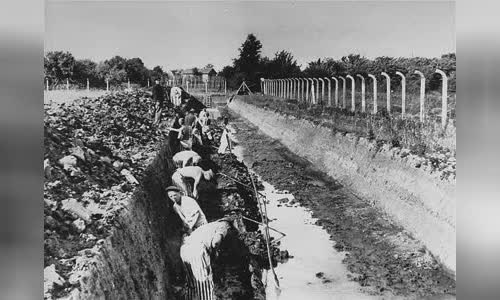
[
  {"x1": 171, "y1": 86, "x2": 183, "y2": 106},
  {"x1": 152, "y1": 79, "x2": 165, "y2": 125}
]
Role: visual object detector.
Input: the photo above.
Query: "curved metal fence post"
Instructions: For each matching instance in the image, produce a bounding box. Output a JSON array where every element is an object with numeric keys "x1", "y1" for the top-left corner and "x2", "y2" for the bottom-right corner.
[
  {"x1": 324, "y1": 77, "x2": 331, "y2": 106},
  {"x1": 357, "y1": 74, "x2": 366, "y2": 112},
  {"x1": 414, "y1": 70, "x2": 426, "y2": 122},
  {"x1": 435, "y1": 69, "x2": 448, "y2": 128},
  {"x1": 396, "y1": 71, "x2": 406, "y2": 118},
  {"x1": 368, "y1": 74, "x2": 377, "y2": 114},
  {"x1": 319, "y1": 78, "x2": 325, "y2": 105},
  {"x1": 381, "y1": 72, "x2": 391, "y2": 114},
  {"x1": 313, "y1": 78, "x2": 320, "y2": 104},
  {"x1": 305, "y1": 78, "x2": 310, "y2": 103},
  {"x1": 346, "y1": 75, "x2": 355, "y2": 112},
  {"x1": 339, "y1": 76, "x2": 346, "y2": 109},
  {"x1": 331, "y1": 77, "x2": 339, "y2": 108}
]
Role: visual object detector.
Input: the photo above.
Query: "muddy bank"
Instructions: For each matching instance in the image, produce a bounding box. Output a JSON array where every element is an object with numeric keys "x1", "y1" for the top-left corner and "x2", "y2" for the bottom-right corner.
[
  {"x1": 224, "y1": 112, "x2": 456, "y2": 298},
  {"x1": 228, "y1": 97, "x2": 455, "y2": 274}
]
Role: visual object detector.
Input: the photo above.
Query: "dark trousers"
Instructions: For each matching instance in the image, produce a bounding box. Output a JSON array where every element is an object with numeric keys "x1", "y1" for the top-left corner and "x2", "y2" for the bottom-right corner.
[{"x1": 153, "y1": 102, "x2": 163, "y2": 125}]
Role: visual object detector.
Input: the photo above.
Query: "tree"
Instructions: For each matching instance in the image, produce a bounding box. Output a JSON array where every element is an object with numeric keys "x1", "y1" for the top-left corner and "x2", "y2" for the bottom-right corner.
[
  {"x1": 125, "y1": 57, "x2": 148, "y2": 85},
  {"x1": 44, "y1": 51, "x2": 76, "y2": 84},
  {"x1": 96, "y1": 56, "x2": 128, "y2": 85},
  {"x1": 233, "y1": 33, "x2": 263, "y2": 89},
  {"x1": 264, "y1": 50, "x2": 301, "y2": 78},
  {"x1": 73, "y1": 59, "x2": 99, "y2": 86}
]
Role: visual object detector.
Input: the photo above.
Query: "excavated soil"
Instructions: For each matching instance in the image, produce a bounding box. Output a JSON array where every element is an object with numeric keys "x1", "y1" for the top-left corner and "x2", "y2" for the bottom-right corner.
[{"x1": 221, "y1": 106, "x2": 456, "y2": 299}]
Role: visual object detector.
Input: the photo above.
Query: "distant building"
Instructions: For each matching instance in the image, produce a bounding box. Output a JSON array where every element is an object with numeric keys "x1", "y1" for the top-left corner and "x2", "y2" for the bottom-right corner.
[{"x1": 199, "y1": 67, "x2": 217, "y2": 82}]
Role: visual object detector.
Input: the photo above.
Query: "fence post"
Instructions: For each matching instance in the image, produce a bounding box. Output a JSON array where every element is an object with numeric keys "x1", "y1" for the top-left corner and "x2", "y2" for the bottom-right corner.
[
  {"x1": 87, "y1": 78, "x2": 89, "y2": 92},
  {"x1": 414, "y1": 70, "x2": 426, "y2": 122},
  {"x1": 381, "y1": 72, "x2": 391, "y2": 114},
  {"x1": 46, "y1": 78, "x2": 49, "y2": 91},
  {"x1": 435, "y1": 69, "x2": 448, "y2": 128},
  {"x1": 224, "y1": 80, "x2": 227, "y2": 95},
  {"x1": 148, "y1": 79, "x2": 150, "y2": 88},
  {"x1": 127, "y1": 79, "x2": 130, "y2": 90},
  {"x1": 357, "y1": 74, "x2": 366, "y2": 112},
  {"x1": 331, "y1": 77, "x2": 339, "y2": 108},
  {"x1": 313, "y1": 78, "x2": 319, "y2": 103},
  {"x1": 299, "y1": 78, "x2": 304, "y2": 101},
  {"x1": 319, "y1": 78, "x2": 325, "y2": 105},
  {"x1": 339, "y1": 76, "x2": 346, "y2": 109},
  {"x1": 396, "y1": 72, "x2": 406, "y2": 118},
  {"x1": 66, "y1": 78, "x2": 69, "y2": 90},
  {"x1": 346, "y1": 75, "x2": 355, "y2": 112},
  {"x1": 368, "y1": 74, "x2": 377, "y2": 114},
  {"x1": 304, "y1": 79, "x2": 309, "y2": 103},
  {"x1": 106, "y1": 79, "x2": 109, "y2": 91},
  {"x1": 310, "y1": 79, "x2": 316, "y2": 104},
  {"x1": 324, "y1": 78, "x2": 331, "y2": 106}
]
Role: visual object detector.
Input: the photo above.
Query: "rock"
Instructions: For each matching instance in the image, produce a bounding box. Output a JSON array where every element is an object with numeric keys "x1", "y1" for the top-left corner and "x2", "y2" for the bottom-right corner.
[
  {"x1": 44, "y1": 264, "x2": 66, "y2": 298},
  {"x1": 73, "y1": 219, "x2": 86, "y2": 233},
  {"x1": 58, "y1": 155, "x2": 78, "y2": 170},
  {"x1": 131, "y1": 153, "x2": 143, "y2": 161},
  {"x1": 120, "y1": 169, "x2": 139, "y2": 184},
  {"x1": 113, "y1": 161, "x2": 124, "y2": 171},
  {"x1": 70, "y1": 146, "x2": 86, "y2": 161},
  {"x1": 61, "y1": 198, "x2": 91, "y2": 222},
  {"x1": 44, "y1": 158, "x2": 52, "y2": 179},
  {"x1": 100, "y1": 156, "x2": 112, "y2": 164}
]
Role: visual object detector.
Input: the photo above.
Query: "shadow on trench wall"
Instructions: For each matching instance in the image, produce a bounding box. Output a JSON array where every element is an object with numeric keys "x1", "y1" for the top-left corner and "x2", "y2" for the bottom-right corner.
[{"x1": 74, "y1": 137, "x2": 187, "y2": 299}]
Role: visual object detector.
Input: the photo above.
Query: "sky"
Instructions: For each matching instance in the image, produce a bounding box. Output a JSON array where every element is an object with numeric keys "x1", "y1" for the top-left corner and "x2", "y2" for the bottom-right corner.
[{"x1": 45, "y1": 0, "x2": 455, "y2": 71}]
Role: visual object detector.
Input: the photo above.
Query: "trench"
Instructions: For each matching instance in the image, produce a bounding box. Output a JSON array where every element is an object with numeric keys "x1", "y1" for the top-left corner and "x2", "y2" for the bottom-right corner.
[
  {"x1": 221, "y1": 100, "x2": 456, "y2": 299},
  {"x1": 57, "y1": 96, "x2": 277, "y2": 299}
]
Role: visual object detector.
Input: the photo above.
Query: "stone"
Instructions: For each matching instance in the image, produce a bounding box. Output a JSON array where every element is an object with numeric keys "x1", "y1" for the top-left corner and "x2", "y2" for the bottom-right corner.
[{"x1": 73, "y1": 219, "x2": 86, "y2": 233}]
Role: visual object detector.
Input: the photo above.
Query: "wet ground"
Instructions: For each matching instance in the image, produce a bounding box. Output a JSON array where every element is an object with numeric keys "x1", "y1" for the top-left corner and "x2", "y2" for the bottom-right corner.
[{"x1": 223, "y1": 106, "x2": 456, "y2": 300}]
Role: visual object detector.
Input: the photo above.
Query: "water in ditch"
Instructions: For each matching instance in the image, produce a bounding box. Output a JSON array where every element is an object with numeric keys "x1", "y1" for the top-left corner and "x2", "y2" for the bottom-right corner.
[{"x1": 230, "y1": 129, "x2": 381, "y2": 300}]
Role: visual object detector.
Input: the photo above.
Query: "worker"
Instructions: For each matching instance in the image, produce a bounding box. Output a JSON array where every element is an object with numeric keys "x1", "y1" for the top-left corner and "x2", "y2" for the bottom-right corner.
[
  {"x1": 184, "y1": 108, "x2": 197, "y2": 127},
  {"x1": 166, "y1": 186, "x2": 207, "y2": 235},
  {"x1": 198, "y1": 108, "x2": 209, "y2": 126},
  {"x1": 173, "y1": 150, "x2": 202, "y2": 169},
  {"x1": 152, "y1": 79, "x2": 165, "y2": 125},
  {"x1": 172, "y1": 166, "x2": 214, "y2": 199},
  {"x1": 180, "y1": 217, "x2": 235, "y2": 300},
  {"x1": 171, "y1": 86, "x2": 183, "y2": 106},
  {"x1": 178, "y1": 121, "x2": 194, "y2": 150}
]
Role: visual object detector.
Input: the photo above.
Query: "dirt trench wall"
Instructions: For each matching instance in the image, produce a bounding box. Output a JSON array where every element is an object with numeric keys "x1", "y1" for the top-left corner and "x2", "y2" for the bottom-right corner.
[
  {"x1": 228, "y1": 98, "x2": 456, "y2": 274},
  {"x1": 64, "y1": 140, "x2": 184, "y2": 299}
]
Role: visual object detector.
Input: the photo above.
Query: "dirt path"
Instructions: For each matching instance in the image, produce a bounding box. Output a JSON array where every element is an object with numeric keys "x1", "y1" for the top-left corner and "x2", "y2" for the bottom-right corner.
[{"x1": 223, "y1": 107, "x2": 456, "y2": 299}]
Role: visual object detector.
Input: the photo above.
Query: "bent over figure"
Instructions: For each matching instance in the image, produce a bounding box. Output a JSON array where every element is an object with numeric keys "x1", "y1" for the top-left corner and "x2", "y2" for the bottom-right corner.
[
  {"x1": 172, "y1": 166, "x2": 214, "y2": 199},
  {"x1": 173, "y1": 150, "x2": 202, "y2": 169},
  {"x1": 180, "y1": 219, "x2": 232, "y2": 300}
]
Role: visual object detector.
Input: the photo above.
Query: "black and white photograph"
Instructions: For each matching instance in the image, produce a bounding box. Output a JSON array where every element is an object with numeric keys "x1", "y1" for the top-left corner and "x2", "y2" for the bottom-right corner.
[{"x1": 43, "y1": 1, "x2": 456, "y2": 299}]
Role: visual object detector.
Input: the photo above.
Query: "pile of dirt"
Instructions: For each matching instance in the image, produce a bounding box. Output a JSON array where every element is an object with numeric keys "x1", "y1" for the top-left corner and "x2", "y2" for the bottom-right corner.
[{"x1": 43, "y1": 90, "x2": 174, "y2": 298}]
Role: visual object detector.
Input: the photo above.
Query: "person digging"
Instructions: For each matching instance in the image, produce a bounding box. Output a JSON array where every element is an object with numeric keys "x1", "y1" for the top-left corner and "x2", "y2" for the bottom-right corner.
[
  {"x1": 166, "y1": 186, "x2": 207, "y2": 236},
  {"x1": 171, "y1": 166, "x2": 214, "y2": 199}
]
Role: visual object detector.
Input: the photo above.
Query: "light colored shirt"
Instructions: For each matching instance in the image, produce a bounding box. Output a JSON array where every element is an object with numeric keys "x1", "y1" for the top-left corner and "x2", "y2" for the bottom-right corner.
[{"x1": 173, "y1": 196, "x2": 207, "y2": 232}]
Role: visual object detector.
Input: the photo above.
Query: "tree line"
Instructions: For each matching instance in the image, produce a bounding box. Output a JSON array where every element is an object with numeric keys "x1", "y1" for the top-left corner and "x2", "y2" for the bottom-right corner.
[
  {"x1": 44, "y1": 51, "x2": 168, "y2": 88},
  {"x1": 219, "y1": 34, "x2": 456, "y2": 94}
]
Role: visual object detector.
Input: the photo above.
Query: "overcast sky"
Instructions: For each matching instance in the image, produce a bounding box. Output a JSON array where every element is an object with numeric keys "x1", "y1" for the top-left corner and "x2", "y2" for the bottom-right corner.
[{"x1": 45, "y1": 0, "x2": 455, "y2": 71}]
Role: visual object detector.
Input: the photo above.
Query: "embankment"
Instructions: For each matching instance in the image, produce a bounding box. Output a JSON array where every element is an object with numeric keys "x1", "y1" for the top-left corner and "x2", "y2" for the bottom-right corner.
[
  {"x1": 228, "y1": 96, "x2": 456, "y2": 274},
  {"x1": 62, "y1": 140, "x2": 185, "y2": 299}
]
